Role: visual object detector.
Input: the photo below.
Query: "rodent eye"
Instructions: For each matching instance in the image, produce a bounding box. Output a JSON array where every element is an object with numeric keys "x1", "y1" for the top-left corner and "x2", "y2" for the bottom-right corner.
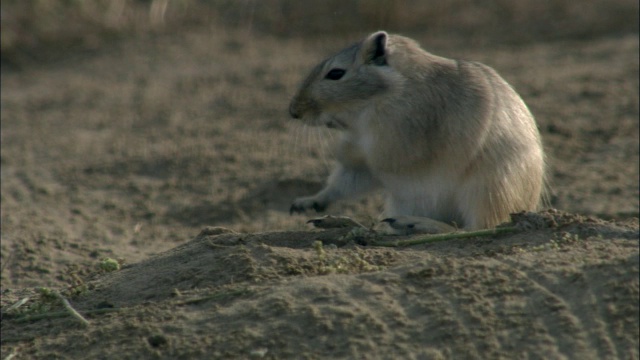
[{"x1": 325, "y1": 68, "x2": 346, "y2": 80}]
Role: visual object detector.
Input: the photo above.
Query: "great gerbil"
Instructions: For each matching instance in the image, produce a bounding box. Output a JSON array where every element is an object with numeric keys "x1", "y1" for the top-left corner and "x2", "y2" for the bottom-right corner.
[{"x1": 289, "y1": 31, "x2": 545, "y2": 233}]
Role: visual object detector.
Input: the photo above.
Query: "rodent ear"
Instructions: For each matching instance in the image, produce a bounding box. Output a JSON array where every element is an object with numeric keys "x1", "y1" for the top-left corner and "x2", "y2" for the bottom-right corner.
[{"x1": 362, "y1": 31, "x2": 388, "y2": 66}]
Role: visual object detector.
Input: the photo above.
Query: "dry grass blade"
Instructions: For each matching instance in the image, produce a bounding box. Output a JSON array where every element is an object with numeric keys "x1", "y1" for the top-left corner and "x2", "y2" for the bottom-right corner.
[
  {"x1": 10, "y1": 308, "x2": 121, "y2": 324},
  {"x1": 52, "y1": 291, "x2": 90, "y2": 327},
  {"x1": 3, "y1": 297, "x2": 30, "y2": 314},
  {"x1": 373, "y1": 226, "x2": 521, "y2": 247}
]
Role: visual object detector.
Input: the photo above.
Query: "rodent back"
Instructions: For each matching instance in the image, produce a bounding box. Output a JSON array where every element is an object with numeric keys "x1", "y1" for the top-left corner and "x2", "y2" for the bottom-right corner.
[{"x1": 290, "y1": 32, "x2": 541, "y2": 173}]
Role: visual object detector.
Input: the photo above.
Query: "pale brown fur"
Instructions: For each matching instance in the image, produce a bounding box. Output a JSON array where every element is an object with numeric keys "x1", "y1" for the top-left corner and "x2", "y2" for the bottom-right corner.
[{"x1": 289, "y1": 31, "x2": 545, "y2": 232}]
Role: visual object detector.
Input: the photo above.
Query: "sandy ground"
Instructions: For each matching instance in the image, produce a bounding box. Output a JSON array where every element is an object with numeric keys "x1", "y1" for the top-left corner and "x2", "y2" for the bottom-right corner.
[{"x1": 1, "y1": 25, "x2": 639, "y2": 359}]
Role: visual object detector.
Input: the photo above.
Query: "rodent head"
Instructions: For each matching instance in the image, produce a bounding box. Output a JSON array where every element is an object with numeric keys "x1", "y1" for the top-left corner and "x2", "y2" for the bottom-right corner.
[{"x1": 289, "y1": 31, "x2": 400, "y2": 129}]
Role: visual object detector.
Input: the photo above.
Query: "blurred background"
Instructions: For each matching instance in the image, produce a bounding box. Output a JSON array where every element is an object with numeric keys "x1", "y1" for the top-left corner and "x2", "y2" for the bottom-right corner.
[{"x1": 2, "y1": 0, "x2": 638, "y2": 67}]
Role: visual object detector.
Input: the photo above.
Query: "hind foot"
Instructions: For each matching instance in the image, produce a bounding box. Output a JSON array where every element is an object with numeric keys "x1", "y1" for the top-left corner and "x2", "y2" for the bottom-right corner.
[
  {"x1": 381, "y1": 216, "x2": 457, "y2": 235},
  {"x1": 306, "y1": 215, "x2": 366, "y2": 229}
]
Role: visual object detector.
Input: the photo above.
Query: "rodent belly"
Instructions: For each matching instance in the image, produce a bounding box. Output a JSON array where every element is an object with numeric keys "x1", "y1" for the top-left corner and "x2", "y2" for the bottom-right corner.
[{"x1": 380, "y1": 174, "x2": 458, "y2": 219}]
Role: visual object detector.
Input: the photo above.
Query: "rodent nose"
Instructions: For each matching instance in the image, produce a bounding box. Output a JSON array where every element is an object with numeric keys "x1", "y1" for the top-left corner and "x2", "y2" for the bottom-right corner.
[{"x1": 289, "y1": 104, "x2": 300, "y2": 119}]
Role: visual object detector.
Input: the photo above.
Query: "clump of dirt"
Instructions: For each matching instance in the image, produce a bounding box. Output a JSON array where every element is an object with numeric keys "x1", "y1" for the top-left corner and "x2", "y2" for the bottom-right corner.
[{"x1": 510, "y1": 209, "x2": 639, "y2": 239}]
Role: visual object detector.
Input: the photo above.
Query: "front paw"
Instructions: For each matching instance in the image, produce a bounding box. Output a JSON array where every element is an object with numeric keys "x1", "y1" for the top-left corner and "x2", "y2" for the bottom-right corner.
[{"x1": 290, "y1": 196, "x2": 327, "y2": 215}]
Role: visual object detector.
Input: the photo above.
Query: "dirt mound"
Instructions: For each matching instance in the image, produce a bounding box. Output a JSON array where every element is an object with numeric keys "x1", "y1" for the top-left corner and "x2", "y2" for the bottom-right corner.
[{"x1": 2, "y1": 211, "x2": 638, "y2": 359}]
